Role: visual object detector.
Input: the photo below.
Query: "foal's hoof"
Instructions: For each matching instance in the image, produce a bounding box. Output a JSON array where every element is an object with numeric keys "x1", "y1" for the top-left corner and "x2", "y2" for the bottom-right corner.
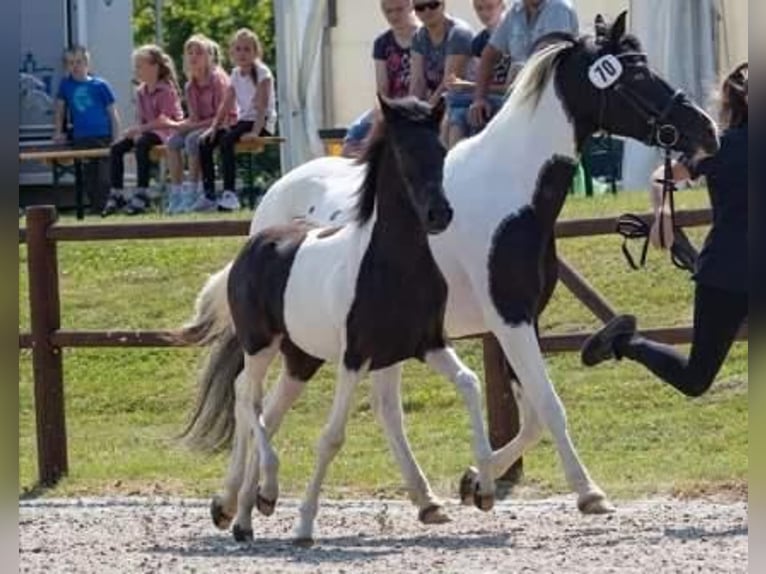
[
  {"x1": 577, "y1": 492, "x2": 616, "y2": 515},
  {"x1": 418, "y1": 505, "x2": 451, "y2": 525},
  {"x1": 210, "y1": 496, "x2": 233, "y2": 530},
  {"x1": 293, "y1": 537, "x2": 315, "y2": 548},
  {"x1": 255, "y1": 488, "x2": 277, "y2": 517},
  {"x1": 459, "y1": 467, "x2": 479, "y2": 506},
  {"x1": 473, "y1": 491, "x2": 495, "y2": 513},
  {"x1": 232, "y1": 524, "x2": 254, "y2": 543}
]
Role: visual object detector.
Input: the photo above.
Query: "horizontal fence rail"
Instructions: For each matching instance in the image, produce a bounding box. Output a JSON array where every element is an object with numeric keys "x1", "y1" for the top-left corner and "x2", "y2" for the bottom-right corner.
[{"x1": 18, "y1": 205, "x2": 747, "y2": 488}]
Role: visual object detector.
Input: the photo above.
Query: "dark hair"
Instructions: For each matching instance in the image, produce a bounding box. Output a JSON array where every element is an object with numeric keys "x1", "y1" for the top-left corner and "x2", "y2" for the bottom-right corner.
[{"x1": 720, "y1": 62, "x2": 747, "y2": 129}]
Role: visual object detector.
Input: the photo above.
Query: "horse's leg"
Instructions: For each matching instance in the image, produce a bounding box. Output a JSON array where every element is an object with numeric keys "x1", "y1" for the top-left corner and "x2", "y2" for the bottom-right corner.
[
  {"x1": 210, "y1": 367, "x2": 248, "y2": 531},
  {"x1": 460, "y1": 377, "x2": 544, "y2": 504},
  {"x1": 295, "y1": 363, "x2": 363, "y2": 545},
  {"x1": 424, "y1": 347, "x2": 495, "y2": 511},
  {"x1": 487, "y1": 320, "x2": 614, "y2": 514},
  {"x1": 231, "y1": 343, "x2": 280, "y2": 542},
  {"x1": 370, "y1": 364, "x2": 448, "y2": 524},
  {"x1": 251, "y1": 363, "x2": 309, "y2": 517}
]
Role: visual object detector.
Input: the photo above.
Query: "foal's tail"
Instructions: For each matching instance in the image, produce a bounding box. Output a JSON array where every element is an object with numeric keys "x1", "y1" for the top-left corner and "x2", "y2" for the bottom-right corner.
[{"x1": 171, "y1": 263, "x2": 241, "y2": 452}]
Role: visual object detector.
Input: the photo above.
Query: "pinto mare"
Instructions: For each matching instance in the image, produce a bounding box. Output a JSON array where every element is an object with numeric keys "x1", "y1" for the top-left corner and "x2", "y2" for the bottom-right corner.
[
  {"x1": 226, "y1": 14, "x2": 719, "y2": 515},
  {"x1": 176, "y1": 97, "x2": 497, "y2": 543}
]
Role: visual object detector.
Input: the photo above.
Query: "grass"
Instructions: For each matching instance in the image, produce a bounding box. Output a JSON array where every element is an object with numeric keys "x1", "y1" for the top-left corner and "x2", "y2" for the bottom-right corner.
[{"x1": 18, "y1": 189, "x2": 748, "y2": 501}]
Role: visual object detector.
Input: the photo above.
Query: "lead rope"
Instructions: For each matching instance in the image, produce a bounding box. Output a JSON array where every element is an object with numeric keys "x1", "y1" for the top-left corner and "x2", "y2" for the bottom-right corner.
[{"x1": 616, "y1": 140, "x2": 698, "y2": 273}]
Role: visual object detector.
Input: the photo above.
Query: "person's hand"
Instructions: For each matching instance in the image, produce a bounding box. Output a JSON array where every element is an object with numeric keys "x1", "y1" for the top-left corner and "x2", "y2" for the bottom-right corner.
[
  {"x1": 52, "y1": 133, "x2": 67, "y2": 144},
  {"x1": 123, "y1": 126, "x2": 140, "y2": 140},
  {"x1": 650, "y1": 211, "x2": 675, "y2": 250},
  {"x1": 469, "y1": 97, "x2": 491, "y2": 129},
  {"x1": 199, "y1": 127, "x2": 216, "y2": 142}
]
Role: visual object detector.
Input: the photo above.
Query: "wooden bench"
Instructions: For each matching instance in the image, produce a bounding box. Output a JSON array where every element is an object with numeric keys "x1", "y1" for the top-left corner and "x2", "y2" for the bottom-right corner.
[{"x1": 20, "y1": 136, "x2": 286, "y2": 219}]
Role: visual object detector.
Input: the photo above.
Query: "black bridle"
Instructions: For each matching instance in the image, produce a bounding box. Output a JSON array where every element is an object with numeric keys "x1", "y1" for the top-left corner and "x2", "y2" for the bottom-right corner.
[{"x1": 594, "y1": 50, "x2": 697, "y2": 272}]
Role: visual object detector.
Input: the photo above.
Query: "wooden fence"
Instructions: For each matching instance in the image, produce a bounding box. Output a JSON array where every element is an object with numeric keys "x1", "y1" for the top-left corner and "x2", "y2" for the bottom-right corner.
[{"x1": 19, "y1": 205, "x2": 745, "y2": 487}]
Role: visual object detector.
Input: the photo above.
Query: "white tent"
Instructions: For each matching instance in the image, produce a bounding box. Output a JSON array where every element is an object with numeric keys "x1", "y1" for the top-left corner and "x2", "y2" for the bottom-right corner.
[
  {"x1": 273, "y1": 0, "x2": 328, "y2": 171},
  {"x1": 622, "y1": 0, "x2": 744, "y2": 190}
]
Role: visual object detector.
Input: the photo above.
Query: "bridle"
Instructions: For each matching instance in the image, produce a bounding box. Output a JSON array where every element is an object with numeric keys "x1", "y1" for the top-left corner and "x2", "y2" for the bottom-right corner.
[{"x1": 592, "y1": 47, "x2": 695, "y2": 269}]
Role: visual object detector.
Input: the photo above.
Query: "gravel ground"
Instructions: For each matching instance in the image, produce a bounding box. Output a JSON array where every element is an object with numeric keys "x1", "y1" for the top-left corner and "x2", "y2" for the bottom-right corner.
[{"x1": 19, "y1": 496, "x2": 747, "y2": 573}]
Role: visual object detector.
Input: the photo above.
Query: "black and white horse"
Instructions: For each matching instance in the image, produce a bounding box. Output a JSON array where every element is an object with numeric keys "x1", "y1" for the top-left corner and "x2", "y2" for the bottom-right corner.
[
  {"x1": 191, "y1": 12, "x2": 720, "y2": 520},
  {"x1": 176, "y1": 96, "x2": 497, "y2": 543}
]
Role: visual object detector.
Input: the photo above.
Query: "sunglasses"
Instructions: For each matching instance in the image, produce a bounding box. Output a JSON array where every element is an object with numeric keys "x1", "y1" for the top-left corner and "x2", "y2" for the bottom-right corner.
[{"x1": 415, "y1": 1, "x2": 443, "y2": 12}]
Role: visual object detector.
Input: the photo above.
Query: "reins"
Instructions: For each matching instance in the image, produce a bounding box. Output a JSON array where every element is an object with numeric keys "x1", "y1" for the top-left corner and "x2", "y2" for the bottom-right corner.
[
  {"x1": 615, "y1": 137, "x2": 698, "y2": 273},
  {"x1": 590, "y1": 44, "x2": 698, "y2": 274}
]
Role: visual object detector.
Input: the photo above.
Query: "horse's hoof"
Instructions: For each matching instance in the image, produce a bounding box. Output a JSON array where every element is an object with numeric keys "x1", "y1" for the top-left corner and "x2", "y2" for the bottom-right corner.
[
  {"x1": 210, "y1": 496, "x2": 233, "y2": 530},
  {"x1": 473, "y1": 491, "x2": 495, "y2": 512},
  {"x1": 459, "y1": 467, "x2": 479, "y2": 506},
  {"x1": 255, "y1": 489, "x2": 277, "y2": 517},
  {"x1": 578, "y1": 492, "x2": 616, "y2": 515},
  {"x1": 232, "y1": 524, "x2": 254, "y2": 543},
  {"x1": 418, "y1": 505, "x2": 451, "y2": 525},
  {"x1": 293, "y1": 537, "x2": 315, "y2": 548}
]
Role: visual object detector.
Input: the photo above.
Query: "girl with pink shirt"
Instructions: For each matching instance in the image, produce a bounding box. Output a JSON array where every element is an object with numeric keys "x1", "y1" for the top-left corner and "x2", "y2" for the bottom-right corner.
[
  {"x1": 165, "y1": 35, "x2": 233, "y2": 214},
  {"x1": 103, "y1": 44, "x2": 184, "y2": 216}
]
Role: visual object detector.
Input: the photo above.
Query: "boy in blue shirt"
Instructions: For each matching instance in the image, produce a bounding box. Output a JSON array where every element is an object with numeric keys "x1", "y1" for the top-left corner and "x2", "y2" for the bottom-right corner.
[{"x1": 53, "y1": 46, "x2": 121, "y2": 213}]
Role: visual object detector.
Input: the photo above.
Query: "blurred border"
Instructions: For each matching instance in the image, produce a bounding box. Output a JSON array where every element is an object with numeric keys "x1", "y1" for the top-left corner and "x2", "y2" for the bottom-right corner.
[{"x1": 1, "y1": 2, "x2": 20, "y2": 571}]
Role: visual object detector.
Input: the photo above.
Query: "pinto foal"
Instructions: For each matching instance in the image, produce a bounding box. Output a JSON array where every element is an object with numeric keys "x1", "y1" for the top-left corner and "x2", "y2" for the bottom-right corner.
[{"x1": 177, "y1": 97, "x2": 495, "y2": 544}]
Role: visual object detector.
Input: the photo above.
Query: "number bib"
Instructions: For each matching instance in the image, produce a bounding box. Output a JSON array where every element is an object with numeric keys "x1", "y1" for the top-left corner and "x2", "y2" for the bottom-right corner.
[{"x1": 588, "y1": 54, "x2": 623, "y2": 89}]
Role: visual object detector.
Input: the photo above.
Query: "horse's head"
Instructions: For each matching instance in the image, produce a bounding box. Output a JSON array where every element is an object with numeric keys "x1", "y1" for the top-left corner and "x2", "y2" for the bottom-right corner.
[
  {"x1": 556, "y1": 11, "x2": 720, "y2": 158},
  {"x1": 377, "y1": 95, "x2": 452, "y2": 234}
]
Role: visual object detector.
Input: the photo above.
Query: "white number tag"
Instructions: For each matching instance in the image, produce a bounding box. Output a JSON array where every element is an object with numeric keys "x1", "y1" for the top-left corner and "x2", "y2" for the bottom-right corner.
[{"x1": 588, "y1": 54, "x2": 623, "y2": 89}]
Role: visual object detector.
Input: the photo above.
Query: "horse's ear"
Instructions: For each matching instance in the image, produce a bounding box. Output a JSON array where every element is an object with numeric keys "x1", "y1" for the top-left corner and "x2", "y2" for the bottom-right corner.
[
  {"x1": 610, "y1": 11, "x2": 628, "y2": 45},
  {"x1": 594, "y1": 14, "x2": 607, "y2": 45},
  {"x1": 431, "y1": 96, "x2": 446, "y2": 125}
]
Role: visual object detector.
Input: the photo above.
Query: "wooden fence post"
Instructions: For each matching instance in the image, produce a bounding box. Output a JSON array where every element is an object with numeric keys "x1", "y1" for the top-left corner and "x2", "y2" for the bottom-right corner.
[
  {"x1": 26, "y1": 205, "x2": 68, "y2": 486},
  {"x1": 482, "y1": 334, "x2": 523, "y2": 484}
]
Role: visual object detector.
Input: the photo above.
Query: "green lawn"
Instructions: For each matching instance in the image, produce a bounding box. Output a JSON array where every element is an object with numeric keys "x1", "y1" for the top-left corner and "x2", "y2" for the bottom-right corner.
[{"x1": 18, "y1": 189, "x2": 748, "y2": 500}]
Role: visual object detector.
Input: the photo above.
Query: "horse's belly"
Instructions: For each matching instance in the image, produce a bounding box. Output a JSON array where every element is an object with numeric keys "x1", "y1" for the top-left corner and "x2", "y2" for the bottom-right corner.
[{"x1": 282, "y1": 229, "x2": 361, "y2": 363}]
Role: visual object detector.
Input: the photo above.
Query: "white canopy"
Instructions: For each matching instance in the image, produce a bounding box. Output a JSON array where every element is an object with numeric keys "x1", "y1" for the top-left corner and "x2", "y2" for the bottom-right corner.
[
  {"x1": 622, "y1": 0, "x2": 720, "y2": 190},
  {"x1": 273, "y1": 0, "x2": 328, "y2": 172}
]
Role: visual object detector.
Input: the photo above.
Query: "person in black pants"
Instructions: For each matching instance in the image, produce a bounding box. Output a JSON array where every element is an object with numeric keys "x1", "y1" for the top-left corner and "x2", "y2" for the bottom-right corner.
[{"x1": 580, "y1": 63, "x2": 748, "y2": 398}]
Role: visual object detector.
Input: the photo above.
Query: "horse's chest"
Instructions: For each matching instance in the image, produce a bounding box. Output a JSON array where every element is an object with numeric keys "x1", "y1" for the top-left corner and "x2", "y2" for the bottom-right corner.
[{"x1": 344, "y1": 241, "x2": 448, "y2": 372}]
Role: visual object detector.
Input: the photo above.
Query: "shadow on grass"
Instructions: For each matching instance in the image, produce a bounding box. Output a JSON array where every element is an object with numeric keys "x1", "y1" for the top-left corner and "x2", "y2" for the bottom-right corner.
[
  {"x1": 19, "y1": 483, "x2": 55, "y2": 501},
  {"x1": 149, "y1": 532, "x2": 512, "y2": 563}
]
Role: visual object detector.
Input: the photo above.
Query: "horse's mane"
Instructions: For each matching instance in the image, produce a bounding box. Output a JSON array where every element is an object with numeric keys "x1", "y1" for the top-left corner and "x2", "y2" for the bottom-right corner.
[
  {"x1": 353, "y1": 97, "x2": 434, "y2": 225},
  {"x1": 503, "y1": 29, "x2": 644, "y2": 113},
  {"x1": 504, "y1": 34, "x2": 577, "y2": 112}
]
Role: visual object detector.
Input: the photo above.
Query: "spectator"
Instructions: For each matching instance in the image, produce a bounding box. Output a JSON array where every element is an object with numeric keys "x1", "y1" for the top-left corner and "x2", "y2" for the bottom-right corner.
[
  {"x1": 197, "y1": 28, "x2": 277, "y2": 212},
  {"x1": 469, "y1": 0, "x2": 578, "y2": 128},
  {"x1": 53, "y1": 45, "x2": 121, "y2": 213},
  {"x1": 343, "y1": 0, "x2": 420, "y2": 158},
  {"x1": 409, "y1": 0, "x2": 474, "y2": 109},
  {"x1": 165, "y1": 34, "x2": 232, "y2": 214},
  {"x1": 103, "y1": 44, "x2": 184, "y2": 216},
  {"x1": 580, "y1": 64, "x2": 748, "y2": 399},
  {"x1": 444, "y1": 0, "x2": 508, "y2": 147}
]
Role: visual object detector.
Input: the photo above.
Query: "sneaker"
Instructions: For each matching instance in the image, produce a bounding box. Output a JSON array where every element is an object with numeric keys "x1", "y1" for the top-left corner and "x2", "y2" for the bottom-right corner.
[
  {"x1": 165, "y1": 186, "x2": 184, "y2": 215},
  {"x1": 190, "y1": 194, "x2": 218, "y2": 213},
  {"x1": 580, "y1": 315, "x2": 637, "y2": 367},
  {"x1": 123, "y1": 189, "x2": 151, "y2": 216},
  {"x1": 102, "y1": 189, "x2": 126, "y2": 217},
  {"x1": 218, "y1": 190, "x2": 241, "y2": 212},
  {"x1": 176, "y1": 182, "x2": 201, "y2": 214}
]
